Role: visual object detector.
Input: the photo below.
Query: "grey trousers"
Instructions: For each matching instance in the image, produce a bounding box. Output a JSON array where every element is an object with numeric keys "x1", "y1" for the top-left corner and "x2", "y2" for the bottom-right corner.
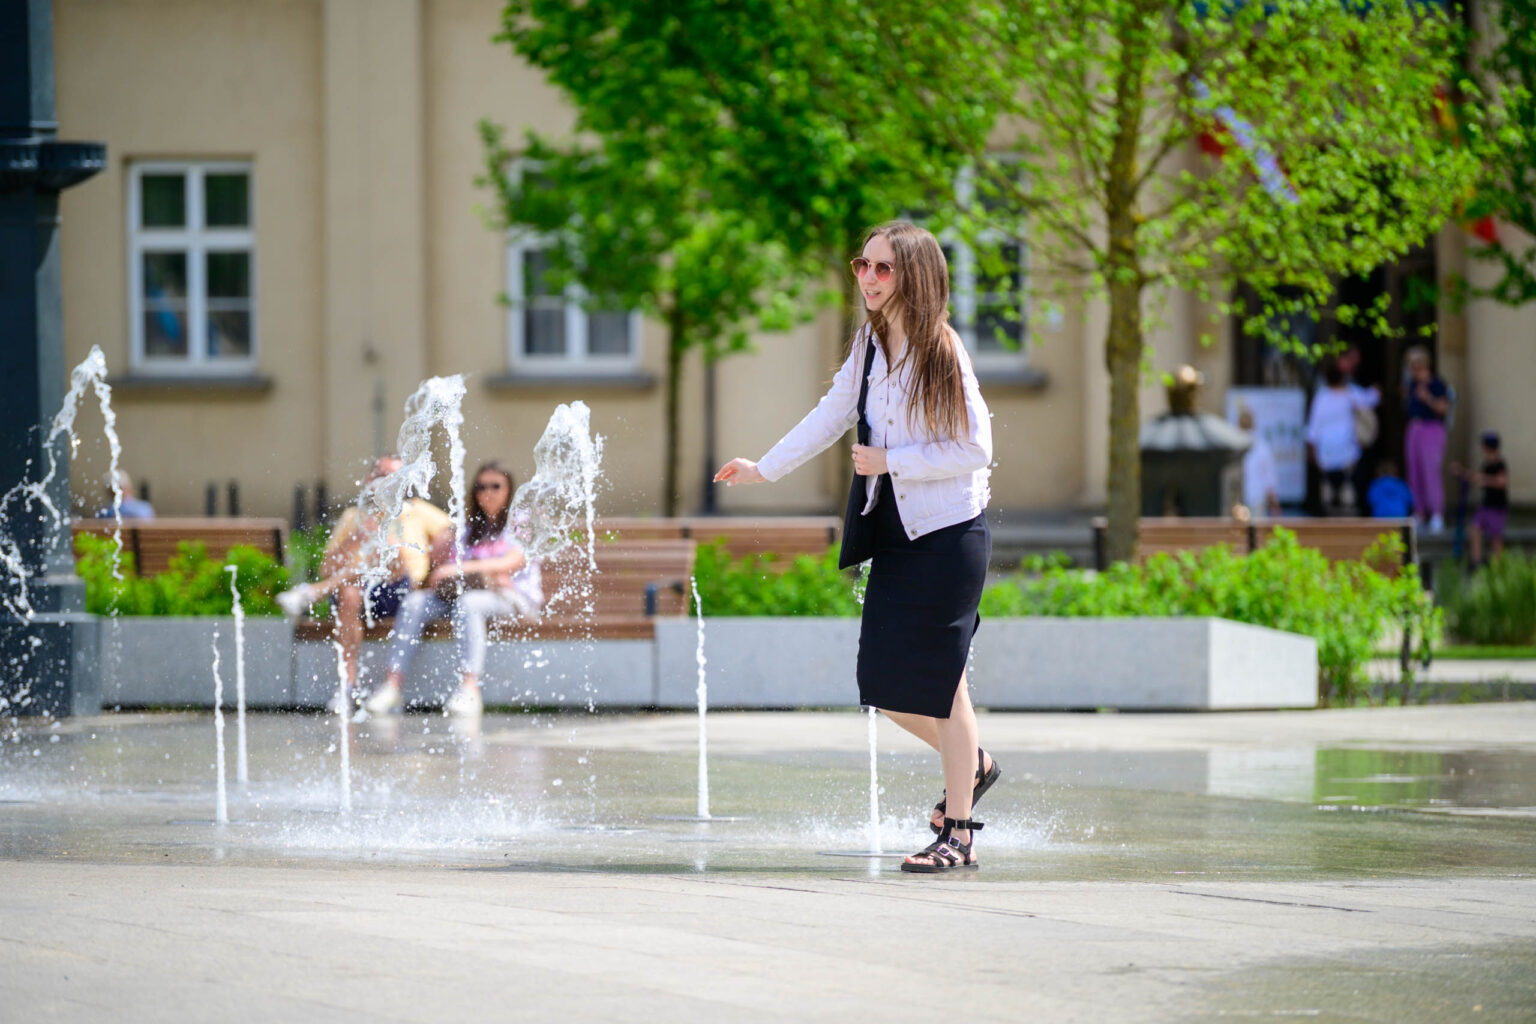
[{"x1": 386, "y1": 588, "x2": 525, "y2": 678}]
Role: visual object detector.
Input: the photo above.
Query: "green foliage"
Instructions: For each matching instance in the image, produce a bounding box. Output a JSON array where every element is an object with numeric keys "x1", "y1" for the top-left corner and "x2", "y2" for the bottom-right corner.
[
  {"x1": 1465, "y1": 0, "x2": 1536, "y2": 305},
  {"x1": 74, "y1": 534, "x2": 289, "y2": 617},
  {"x1": 690, "y1": 542, "x2": 861, "y2": 618},
  {"x1": 287, "y1": 523, "x2": 331, "y2": 585},
  {"x1": 979, "y1": 530, "x2": 1441, "y2": 706},
  {"x1": 1437, "y1": 553, "x2": 1536, "y2": 646}
]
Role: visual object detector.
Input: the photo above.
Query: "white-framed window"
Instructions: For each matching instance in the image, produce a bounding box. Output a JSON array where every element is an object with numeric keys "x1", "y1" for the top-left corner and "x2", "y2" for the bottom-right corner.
[
  {"x1": 943, "y1": 163, "x2": 1029, "y2": 373},
  {"x1": 505, "y1": 235, "x2": 641, "y2": 374},
  {"x1": 127, "y1": 162, "x2": 256, "y2": 372}
]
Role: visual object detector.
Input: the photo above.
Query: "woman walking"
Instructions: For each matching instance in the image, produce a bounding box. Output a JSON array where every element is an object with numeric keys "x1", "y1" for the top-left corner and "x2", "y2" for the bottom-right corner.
[
  {"x1": 715, "y1": 221, "x2": 998, "y2": 873},
  {"x1": 363, "y1": 461, "x2": 543, "y2": 719},
  {"x1": 1402, "y1": 346, "x2": 1451, "y2": 532}
]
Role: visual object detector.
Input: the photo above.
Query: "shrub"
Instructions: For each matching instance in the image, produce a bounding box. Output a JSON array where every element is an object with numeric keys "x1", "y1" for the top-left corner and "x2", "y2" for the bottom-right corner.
[
  {"x1": 690, "y1": 541, "x2": 861, "y2": 617},
  {"x1": 979, "y1": 529, "x2": 1440, "y2": 706},
  {"x1": 1437, "y1": 553, "x2": 1536, "y2": 645},
  {"x1": 74, "y1": 534, "x2": 289, "y2": 616}
]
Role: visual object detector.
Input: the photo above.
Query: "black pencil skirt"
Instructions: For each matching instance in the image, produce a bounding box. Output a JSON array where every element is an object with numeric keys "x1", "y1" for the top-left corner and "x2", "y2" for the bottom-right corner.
[{"x1": 855, "y1": 475, "x2": 991, "y2": 718}]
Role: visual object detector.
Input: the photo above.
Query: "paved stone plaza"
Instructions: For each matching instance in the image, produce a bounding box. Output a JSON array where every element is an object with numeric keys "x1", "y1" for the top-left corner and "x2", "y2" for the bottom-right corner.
[{"x1": 3, "y1": 704, "x2": 1535, "y2": 1021}]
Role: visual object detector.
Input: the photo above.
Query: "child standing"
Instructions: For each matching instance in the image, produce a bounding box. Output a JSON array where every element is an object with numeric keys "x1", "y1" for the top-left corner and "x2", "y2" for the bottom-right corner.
[
  {"x1": 1367, "y1": 458, "x2": 1414, "y2": 519},
  {"x1": 1455, "y1": 432, "x2": 1510, "y2": 565}
]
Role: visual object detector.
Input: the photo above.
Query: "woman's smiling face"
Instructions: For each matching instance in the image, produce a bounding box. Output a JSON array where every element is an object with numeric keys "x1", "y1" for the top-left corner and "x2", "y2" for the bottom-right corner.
[{"x1": 857, "y1": 233, "x2": 897, "y2": 313}]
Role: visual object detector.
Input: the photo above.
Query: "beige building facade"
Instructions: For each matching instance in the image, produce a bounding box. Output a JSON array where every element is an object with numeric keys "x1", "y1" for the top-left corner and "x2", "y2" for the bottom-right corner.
[{"x1": 53, "y1": 0, "x2": 1534, "y2": 525}]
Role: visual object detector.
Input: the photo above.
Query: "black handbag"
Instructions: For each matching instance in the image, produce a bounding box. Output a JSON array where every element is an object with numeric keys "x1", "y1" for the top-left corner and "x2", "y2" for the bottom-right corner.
[{"x1": 837, "y1": 334, "x2": 881, "y2": 569}]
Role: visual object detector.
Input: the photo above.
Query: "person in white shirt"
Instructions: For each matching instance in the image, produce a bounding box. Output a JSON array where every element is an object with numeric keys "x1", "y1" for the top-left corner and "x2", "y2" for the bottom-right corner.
[
  {"x1": 1305, "y1": 357, "x2": 1380, "y2": 514},
  {"x1": 715, "y1": 222, "x2": 997, "y2": 873},
  {"x1": 1238, "y1": 407, "x2": 1281, "y2": 516}
]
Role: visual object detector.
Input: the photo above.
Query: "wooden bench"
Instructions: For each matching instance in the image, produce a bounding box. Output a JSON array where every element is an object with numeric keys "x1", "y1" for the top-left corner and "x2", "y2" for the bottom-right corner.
[
  {"x1": 72, "y1": 517, "x2": 287, "y2": 576},
  {"x1": 293, "y1": 538, "x2": 697, "y2": 643},
  {"x1": 1092, "y1": 517, "x2": 1416, "y2": 573},
  {"x1": 598, "y1": 516, "x2": 840, "y2": 564}
]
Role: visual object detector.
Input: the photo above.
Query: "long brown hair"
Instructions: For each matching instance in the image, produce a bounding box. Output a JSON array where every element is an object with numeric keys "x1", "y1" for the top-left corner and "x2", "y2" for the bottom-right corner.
[
  {"x1": 857, "y1": 221, "x2": 967, "y2": 442},
  {"x1": 466, "y1": 461, "x2": 515, "y2": 546}
]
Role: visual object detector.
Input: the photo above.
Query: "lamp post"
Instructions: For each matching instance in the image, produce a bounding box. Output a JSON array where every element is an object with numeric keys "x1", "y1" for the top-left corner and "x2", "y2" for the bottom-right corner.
[{"x1": 0, "y1": 0, "x2": 107, "y2": 717}]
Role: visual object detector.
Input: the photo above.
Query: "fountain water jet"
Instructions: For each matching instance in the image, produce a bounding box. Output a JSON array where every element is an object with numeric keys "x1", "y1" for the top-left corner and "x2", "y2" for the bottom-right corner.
[
  {"x1": 211, "y1": 629, "x2": 228, "y2": 825},
  {"x1": 694, "y1": 577, "x2": 709, "y2": 820},
  {"x1": 0, "y1": 345, "x2": 123, "y2": 619},
  {"x1": 226, "y1": 567, "x2": 248, "y2": 785},
  {"x1": 332, "y1": 638, "x2": 352, "y2": 816}
]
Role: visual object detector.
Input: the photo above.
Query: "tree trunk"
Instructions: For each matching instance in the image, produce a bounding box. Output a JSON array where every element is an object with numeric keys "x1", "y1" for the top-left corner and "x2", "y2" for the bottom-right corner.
[
  {"x1": 1101, "y1": 6, "x2": 1153, "y2": 565},
  {"x1": 1103, "y1": 278, "x2": 1143, "y2": 564},
  {"x1": 663, "y1": 305, "x2": 685, "y2": 517}
]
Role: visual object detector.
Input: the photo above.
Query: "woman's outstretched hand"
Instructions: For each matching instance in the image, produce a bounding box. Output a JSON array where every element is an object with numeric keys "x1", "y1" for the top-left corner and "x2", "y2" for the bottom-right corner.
[{"x1": 714, "y1": 458, "x2": 765, "y2": 486}]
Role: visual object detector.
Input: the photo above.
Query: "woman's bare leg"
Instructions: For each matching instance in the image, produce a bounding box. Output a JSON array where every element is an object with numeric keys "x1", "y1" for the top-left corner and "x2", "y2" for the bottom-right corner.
[
  {"x1": 905, "y1": 675, "x2": 983, "y2": 867},
  {"x1": 880, "y1": 709, "x2": 940, "y2": 751}
]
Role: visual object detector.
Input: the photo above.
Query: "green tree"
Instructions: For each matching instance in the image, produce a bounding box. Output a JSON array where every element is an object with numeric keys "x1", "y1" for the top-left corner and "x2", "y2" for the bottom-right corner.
[
  {"x1": 478, "y1": 128, "x2": 814, "y2": 514},
  {"x1": 967, "y1": 0, "x2": 1480, "y2": 561},
  {"x1": 1466, "y1": 0, "x2": 1536, "y2": 304},
  {"x1": 482, "y1": 0, "x2": 1012, "y2": 511}
]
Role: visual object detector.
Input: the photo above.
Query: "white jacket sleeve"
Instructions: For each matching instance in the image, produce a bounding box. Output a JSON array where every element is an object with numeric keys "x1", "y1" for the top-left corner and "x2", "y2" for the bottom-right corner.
[
  {"x1": 884, "y1": 349, "x2": 993, "y2": 482},
  {"x1": 756, "y1": 343, "x2": 865, "y2": 482}
]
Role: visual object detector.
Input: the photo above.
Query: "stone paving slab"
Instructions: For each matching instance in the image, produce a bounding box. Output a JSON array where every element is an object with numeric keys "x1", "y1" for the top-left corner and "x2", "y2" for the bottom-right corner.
[{"x1": 1, "y1": 862, "x2": 1533, "y2": 1023}]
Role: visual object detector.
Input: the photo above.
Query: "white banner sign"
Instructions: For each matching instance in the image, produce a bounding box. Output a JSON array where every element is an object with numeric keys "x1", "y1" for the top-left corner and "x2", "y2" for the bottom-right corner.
[{"x1": 1227, "y1": 387, "x2": 1308, "y2": 503}]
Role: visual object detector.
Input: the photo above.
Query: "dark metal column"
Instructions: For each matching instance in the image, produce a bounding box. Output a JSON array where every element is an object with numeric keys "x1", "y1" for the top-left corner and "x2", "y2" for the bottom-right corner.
[{"x1": 0, "y1": 0, "x2": 107, "y2": 717}]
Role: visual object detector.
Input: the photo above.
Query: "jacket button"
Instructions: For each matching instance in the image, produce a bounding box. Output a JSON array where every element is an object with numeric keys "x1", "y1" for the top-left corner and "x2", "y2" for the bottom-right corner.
[
  {"x1": 900, "y1": 494, "x2": 906, "y2": 500},
  {"x1": 887, "y1": 418, "x2": 893, "y2": 424},
  {"x1": 909, "y1": 528, "x2": 917, "y2": 537}
]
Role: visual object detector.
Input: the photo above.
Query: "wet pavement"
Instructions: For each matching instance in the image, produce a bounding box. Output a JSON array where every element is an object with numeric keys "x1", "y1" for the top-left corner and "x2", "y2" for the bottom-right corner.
[{"x1": 3, "y1": 704, "x2": 1535, "y2": 1021}]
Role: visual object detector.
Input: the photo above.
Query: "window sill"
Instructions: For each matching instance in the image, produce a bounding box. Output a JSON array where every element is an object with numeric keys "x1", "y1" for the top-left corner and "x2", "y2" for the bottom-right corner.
[
  {"x1": 976, "y1": 367, "x2": 1050, "y2": 392},
  {"x1": 485, "y1": 371, "x2": 657, "y2": 392},
  {"x1": 108, "y1": 373, "x2": 273, "y2": 396}
]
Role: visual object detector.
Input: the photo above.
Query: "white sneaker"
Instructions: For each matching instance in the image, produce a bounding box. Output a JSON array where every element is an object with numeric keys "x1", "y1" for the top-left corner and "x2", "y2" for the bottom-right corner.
[
  {"x1": 277, "y1": 583, "x2": 316, "y2": 618},
  {"x1": 362, "y1": 683, "x2": 404, "y2": 717},
  {"x1": 1428, "y1": 514, "x2": 1445, "y2": 533},
  {"x1": 444, "y1": 687, "x2": 483, "y2": 719},
  {"x1": 323, "y1": 688, "x2": 350, "y2": 715}
]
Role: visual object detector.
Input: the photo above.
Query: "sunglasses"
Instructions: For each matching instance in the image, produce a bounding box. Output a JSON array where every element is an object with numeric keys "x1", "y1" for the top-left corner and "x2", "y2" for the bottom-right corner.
[
  {"x1": 474, "y1": 481, "x2": 507, "y2": 492},
  {"x1": 849, "y1": 257, "x2": 894, "y2": 282}
]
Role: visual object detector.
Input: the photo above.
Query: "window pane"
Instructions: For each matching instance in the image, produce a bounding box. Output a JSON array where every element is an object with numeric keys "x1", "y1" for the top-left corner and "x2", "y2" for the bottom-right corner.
[
  {"x1": 204, "y1": 173, "x2": 250, "y2": 228},
  {"x1": 587, "y1": 311, "x2": 631, "y2": 356},
  {"x1": 206, "y1": 251, "x2": 250, "y2": 299},
  {"x1": 143, "y1": 251, "x2": 187, "y2": 301},
  {"x1": 523, "y1": 249, "x2": 558, "y2": 298},
  {"x1": 524, "y1": 308, "x2": 566, "y2": 355},
  {"x1": 140, "y1": 174, "x2": 185, "y2": 228},
  {"x1": 207, "y1": 309, "x2": 252, "y2": 358},
  {"x1": 976, "y1": 304, "x2": 1023, "y2": 352},
  {"x1": 143, "y1": 309, "x2": 188, "y2": 357}
]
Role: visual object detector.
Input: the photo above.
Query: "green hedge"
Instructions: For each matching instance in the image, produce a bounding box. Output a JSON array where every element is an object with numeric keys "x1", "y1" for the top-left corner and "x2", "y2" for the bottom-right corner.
[
  {"x1": 74, "y1": 533, "x2": 289, "y2": 616},
  {"x1": 1436, "y1": 552, "x2": 1536, "y2": 646}
]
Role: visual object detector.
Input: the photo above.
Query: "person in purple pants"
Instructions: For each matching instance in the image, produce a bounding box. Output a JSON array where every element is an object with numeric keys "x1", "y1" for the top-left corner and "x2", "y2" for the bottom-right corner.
[{"x1": 1402, "y1": 347, "x2": 1451, "y2": 532}]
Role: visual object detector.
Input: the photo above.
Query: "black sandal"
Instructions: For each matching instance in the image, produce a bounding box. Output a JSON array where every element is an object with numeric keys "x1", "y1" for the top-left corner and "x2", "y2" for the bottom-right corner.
[
  {"x1": 901, "y1": 817, "x2": 983, "y2": 874},
  {"x1": 930, "y1": 747, "x2": 1001, "y2": 835}
]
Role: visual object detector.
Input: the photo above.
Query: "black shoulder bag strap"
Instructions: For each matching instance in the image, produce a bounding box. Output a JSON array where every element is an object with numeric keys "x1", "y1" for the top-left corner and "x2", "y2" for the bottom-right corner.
[{"x1": 837, "y1": 333, "x2": 881, "y2": 569}]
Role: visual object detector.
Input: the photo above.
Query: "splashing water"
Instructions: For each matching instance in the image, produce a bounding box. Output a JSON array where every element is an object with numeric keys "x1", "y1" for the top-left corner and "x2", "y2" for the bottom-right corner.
[
  {"x1": 226, "y1": 566, "x2": 248, "y2": 785},
  {"x1": 0, "y1": 345, "x2": 124, "y2": 618},
  {"x1": 692, "y1": 577, "x2": 709, "y2": 820},
  {"x1": 509, "y1": 401, "x2": 604, "y2": 564},
  {"x1": 866, "y1": 706, "x2": 881, "y2": 854},
  {"x1": 356, "y1": 375, "x2": 468, "y2": 613},
  {"x1": 211, "y1": 629, "x2": 228, "y2": 826}
]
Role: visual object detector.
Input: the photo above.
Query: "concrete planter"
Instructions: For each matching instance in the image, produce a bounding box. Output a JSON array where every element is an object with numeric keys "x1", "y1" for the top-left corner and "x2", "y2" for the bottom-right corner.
[
  {"x1": 655, "y1": 617, "x2": 862, "y2": 708},
  {"x1": 292, "y1": 637, "x2": 655, "y2": 709},
  {"x1": 100, "y1": 617, "x2": 293, "y2": 708},
  {"x1": 91, "y1": 614, "x2": 1318, "y2": 712},
  {"x1": 657, "y1": 616, "x2": 1317, "y2": 711},
  {"x1": 968, "y1": 617, "x2": 1317, "y2": 710}
]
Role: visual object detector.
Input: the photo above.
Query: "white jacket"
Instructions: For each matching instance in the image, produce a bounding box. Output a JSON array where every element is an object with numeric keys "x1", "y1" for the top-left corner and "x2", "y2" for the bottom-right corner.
[{"x1": 756, "y1": 328, "x2": 993, "y2": 539}]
